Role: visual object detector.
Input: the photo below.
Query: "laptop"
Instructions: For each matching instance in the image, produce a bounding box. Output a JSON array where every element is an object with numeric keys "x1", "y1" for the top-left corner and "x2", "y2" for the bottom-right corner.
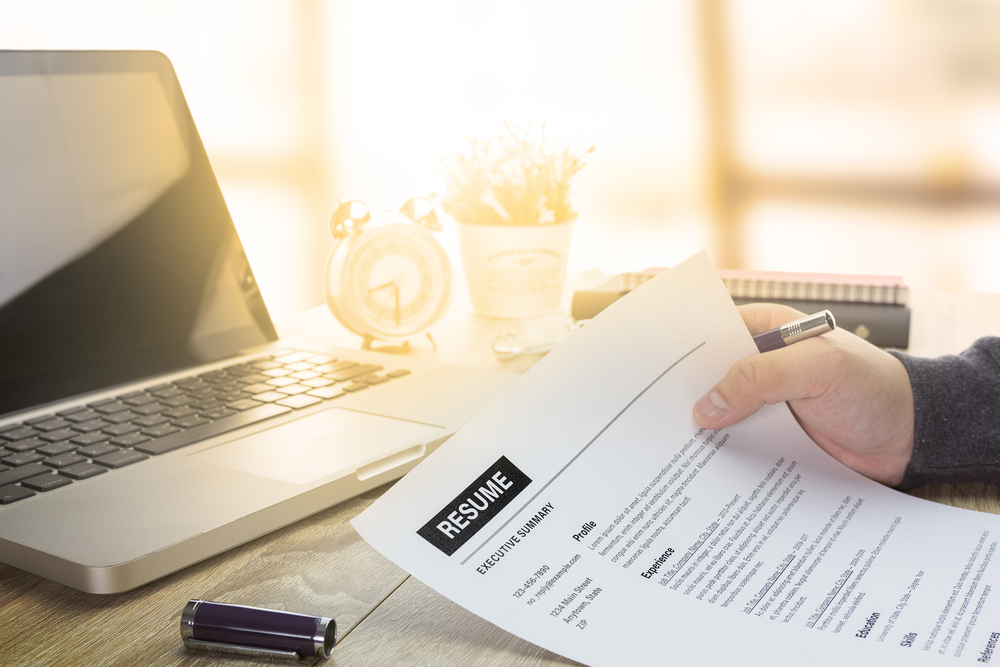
[{"x1": 0, "y1": 50, "x2": 516, "y2": 594}]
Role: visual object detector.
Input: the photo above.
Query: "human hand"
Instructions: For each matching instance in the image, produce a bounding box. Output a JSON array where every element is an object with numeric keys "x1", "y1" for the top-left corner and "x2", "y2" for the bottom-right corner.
[{"x1": 692, "y1": 303, "x2": 914, "y2": 486}]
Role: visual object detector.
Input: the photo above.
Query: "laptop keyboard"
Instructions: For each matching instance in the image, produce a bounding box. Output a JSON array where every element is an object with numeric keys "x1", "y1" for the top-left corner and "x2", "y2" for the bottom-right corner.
[{"x1": 0, "y1": 349, "x2": 411, "y2": 505}]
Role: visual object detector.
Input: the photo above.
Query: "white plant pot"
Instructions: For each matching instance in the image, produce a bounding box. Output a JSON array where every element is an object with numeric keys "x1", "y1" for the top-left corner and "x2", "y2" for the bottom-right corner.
[{"x1": 455, "y1": 220, "x2": 574, "y2": 318}]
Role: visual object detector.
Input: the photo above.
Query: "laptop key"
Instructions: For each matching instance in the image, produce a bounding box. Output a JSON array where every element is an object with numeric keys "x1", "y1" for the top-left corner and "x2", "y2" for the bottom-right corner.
[
  {"x1": 275, "y1": 384, "x2": 309, "y2": 395},
  {"x1": 70, "y1": 432, "x2": 112, "y2": 447},
  {"x1": 72, "y1": 418, "x2": 112, "y2": 432},
  {"x1": 252, "y1": 360, "x2": 282, "y2": 370},
  {"x1": 39, "y1": 428, "x2": 79, "y2": 442},
  {"x1": 161, "y1": 395, "x2": 196, "y2": 407},
  {"x1": 149, "y1": 386, "x2": 185, "y2": 399},
  {"x1": 225, "y1": 363, "x2": 258, "y2": 377},
  {"x1": 200, "y1": 407, "x2": 237, "y2": 420},
  {"x1": 122, "y1": 393, "x2": 158, "y2": 406},
  {"x1": 285, "y1": 362, "x2": 315, "y2": 372},
  {"x1": 103, "y1": 410, "x2": 141, "y2": 424},
  {"x1": 2, "y1": 451, "x2": 45, "y2": 467},
  {"x1": 227, "y1": 398, "x2": 263, "y2": 411},
  {"x1": 386, "y1": 369, "x2": 412, "y2": 378},
  {"x1": 135, "y1": 403, "x2": 290, "y2": 455},
  {"x1": 191, "y1": 398, "x2": 226, "y2": 411},
  {"x1": 251, "y1": 391, "x2": 288, "y2": 403},
  {"x1": 4, "y1": 437, "x2": 48, "y2": 452},
  {"x1": 94, "y1": 449, "x2": 149, "y2": 469},
  {"x1": 133, "y1": 414, "x2": 170, "y2": 427},
  {"x1": 37, "y1": 442, "x2": 79, "y2": 456},
  {"x1": 132, "y1": 402, "x2": 169, "y2": 415},
  {"x1": 141, "y1": 424, "x2": 182, "y2": 438},
  {"x1": 22, "y1": 473, "x2": 74, "y2": 492},
  {"x1": 162, "y1": 406, "x2": 198, "y2": 419},
  {"x1": 59, "y1": 462, "x2": 109, "y2": 480},
  {"x1": 43, "y1": 452, "x2": 87, "y2": 469},
  {"x1": 185, "y1": 387, "x2": 218, "y2": 399},
  {"x1": 0, "y1": 484, "x2": 36, "y2": 504},
  {"x1": 90, "y1": 399, "x2": 131, "y2": 414},
  {"x1": 276, "y1": 394, "x2": 322, "y2": 409},
  {"x1": 24, "y1": 414, "x2": 57, "y2": 425},
  {"x1": 0, "y1": 462, "x2": 51, "y2": 486},
  {"x1": 306, "y1": 386, "x2": 345, "y2": 400},
  {"x1": 75, "y1": 442, "x2": 119, "y2": 458},
  {"x1": 103, "y1": 423, "x2": 141, "y2": 436},
  {"x1": 62, "y1": 408, "x2": 104, "y2": 422},
  {"x1": 0, "y1": 427, "x2": 41, "y2": 441},
  {"x1": 33, "y1": 417, "x2": 74, "y2": 431},
  {"x1": 110, "y1": 433, "x2": 152, "y2": 447},
  {"x1": 172, "y1": 415, "x2": 209, "y2": 429}
]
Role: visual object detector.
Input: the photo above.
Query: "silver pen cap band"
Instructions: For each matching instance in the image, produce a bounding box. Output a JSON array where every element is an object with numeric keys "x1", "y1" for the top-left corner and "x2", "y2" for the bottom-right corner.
[
  {"x1": 314, "y1": 617, "x2": 336, "y2": 659},
  {"x1": 780, "y1": 310, "x2": 835, "y2": 345},
  {"x1": 180, "y1": 599, "x2": 200, "y2": 642}
]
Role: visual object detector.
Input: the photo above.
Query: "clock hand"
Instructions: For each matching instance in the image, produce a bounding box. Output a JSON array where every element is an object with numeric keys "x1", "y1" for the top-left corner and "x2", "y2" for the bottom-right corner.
[
  {"x1": 394, "y1": 284, "x2": 401, "y2": 325},
  {"x1": 369, "y1": 281, "x2": 395, "y2": 293}
]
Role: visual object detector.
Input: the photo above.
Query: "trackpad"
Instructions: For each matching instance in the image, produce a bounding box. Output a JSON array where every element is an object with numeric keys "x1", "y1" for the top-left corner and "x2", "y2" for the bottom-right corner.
[{"x1": 191, "y1": 408, "x2": 445, "y2": 485}]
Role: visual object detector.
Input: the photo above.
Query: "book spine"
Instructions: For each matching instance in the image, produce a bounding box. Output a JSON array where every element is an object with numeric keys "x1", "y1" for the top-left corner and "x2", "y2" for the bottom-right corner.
[
  {"x1": 732, "y1": 299, "x2": 911, "y2": 349},
  {"x1": 721, "y1": 277, "x2": 908, "y2": 306}
]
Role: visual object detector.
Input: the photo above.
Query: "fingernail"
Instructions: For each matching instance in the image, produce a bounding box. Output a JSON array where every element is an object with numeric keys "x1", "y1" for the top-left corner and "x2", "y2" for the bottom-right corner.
[{"x1": 694, "y1": 390, "x2": 728, "y2": 423}]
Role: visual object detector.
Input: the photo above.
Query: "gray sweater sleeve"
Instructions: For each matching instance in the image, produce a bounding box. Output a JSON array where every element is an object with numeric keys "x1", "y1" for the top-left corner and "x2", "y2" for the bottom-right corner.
[{"x1": 888, "y1": 337, "x2": 1000, "y2": 489}]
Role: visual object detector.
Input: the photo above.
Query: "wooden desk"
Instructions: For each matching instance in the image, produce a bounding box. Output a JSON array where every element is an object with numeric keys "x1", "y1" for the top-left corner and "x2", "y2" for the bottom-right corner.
[{"x1": 2, "y1": 286, "x2": 999, "y2": 667}]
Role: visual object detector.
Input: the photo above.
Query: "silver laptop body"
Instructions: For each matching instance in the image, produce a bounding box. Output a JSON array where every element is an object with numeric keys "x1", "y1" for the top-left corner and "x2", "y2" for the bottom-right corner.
[{"x1": 0, "y1": 50, "x2": 515, "y2": 593}]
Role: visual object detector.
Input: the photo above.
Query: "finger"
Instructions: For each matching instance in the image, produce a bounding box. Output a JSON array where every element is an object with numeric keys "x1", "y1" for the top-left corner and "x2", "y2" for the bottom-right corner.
[
  {"x1": 693, "y1": 339, "x2": 827, "y2": 428},
  {"x1": 736, "y1": 303, "x2": 808, "y2": 336}
]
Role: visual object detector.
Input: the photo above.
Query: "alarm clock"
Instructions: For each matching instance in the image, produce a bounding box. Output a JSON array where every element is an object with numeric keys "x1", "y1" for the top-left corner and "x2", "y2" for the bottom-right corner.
[{"x1": 324, "y1": 197, "x2": 452, "y2": 348}]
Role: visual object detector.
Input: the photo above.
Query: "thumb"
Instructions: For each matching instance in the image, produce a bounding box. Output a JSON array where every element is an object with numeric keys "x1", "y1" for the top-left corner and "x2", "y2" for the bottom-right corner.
[{"x1": 693, "y1": 349, "x2": 815, "y2": 428}]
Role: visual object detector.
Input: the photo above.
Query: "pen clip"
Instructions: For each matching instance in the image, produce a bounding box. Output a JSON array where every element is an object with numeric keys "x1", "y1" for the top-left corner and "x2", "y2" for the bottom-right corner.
[{"x1": 182, "y1": 637, "x2": 303, "y2": 660}]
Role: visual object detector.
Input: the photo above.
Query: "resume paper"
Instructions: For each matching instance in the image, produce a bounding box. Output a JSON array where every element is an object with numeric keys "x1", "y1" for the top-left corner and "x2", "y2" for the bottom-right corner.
[{"x1": 352, "y1": 252, "x2": 1000, "y2": 666}]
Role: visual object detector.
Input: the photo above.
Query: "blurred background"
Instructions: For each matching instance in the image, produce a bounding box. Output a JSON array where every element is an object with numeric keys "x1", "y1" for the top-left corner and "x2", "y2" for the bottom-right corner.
[{"x1": 3, "y1": 0, "x2": 999, "y2": 322}]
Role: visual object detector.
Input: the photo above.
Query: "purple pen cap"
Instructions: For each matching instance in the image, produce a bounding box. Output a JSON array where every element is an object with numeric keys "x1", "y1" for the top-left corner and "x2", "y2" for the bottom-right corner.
[{"x1": 180, "y1": 599, "x2": 336, "y2": 660}]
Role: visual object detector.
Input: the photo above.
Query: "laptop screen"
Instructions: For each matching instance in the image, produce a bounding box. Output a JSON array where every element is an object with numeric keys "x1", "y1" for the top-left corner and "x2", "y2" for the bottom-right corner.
[{"x1": 0, "y1": 51, "x2": 277, "y2": 417}]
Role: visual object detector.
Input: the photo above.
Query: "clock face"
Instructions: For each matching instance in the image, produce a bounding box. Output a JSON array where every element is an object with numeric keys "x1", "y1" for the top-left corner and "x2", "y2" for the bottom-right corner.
[{"x1": 325, "y1": 223, "x2": 451, "y2": 342}]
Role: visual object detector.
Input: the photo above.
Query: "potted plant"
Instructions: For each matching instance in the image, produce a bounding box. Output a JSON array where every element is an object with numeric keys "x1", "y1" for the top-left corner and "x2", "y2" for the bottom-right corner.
[{"x1": 437, "y1": 124, "x2": 592, "y2": 317}]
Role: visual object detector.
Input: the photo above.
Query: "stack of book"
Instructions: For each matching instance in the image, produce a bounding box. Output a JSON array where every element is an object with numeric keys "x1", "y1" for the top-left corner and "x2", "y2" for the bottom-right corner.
[{"x1": 571, "y1": 268, "x2": 910, "y2": 348}]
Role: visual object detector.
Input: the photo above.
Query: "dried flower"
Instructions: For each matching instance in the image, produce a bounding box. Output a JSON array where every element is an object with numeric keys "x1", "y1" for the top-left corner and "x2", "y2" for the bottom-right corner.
[{"x1": 436, "y1": 123, "x2": 593, "y2": 226}]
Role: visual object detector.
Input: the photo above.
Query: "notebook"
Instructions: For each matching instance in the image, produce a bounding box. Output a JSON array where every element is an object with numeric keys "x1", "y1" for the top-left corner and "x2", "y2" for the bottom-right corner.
[{"x1": 0, "y1": 50, "x2": 516, "y2": 593}]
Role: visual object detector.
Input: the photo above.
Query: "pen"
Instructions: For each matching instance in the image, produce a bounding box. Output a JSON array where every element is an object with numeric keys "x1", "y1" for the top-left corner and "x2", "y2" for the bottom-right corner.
[
  {"x1": 752, "y1": 310, "x2": 836, "y2": 353},
  {"x1": 180, "y1": 599, "x2": 336, "y2": 660}
]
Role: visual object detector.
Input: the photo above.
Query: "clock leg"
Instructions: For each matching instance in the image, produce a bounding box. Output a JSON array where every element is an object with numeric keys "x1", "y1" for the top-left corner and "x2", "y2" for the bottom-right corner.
[
  {"x1": 426, "y1": 332, "x2": 437, "y2": 350},
  {"x1": 362, "y1": 334, "x2": 376, "y2": 350}
]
